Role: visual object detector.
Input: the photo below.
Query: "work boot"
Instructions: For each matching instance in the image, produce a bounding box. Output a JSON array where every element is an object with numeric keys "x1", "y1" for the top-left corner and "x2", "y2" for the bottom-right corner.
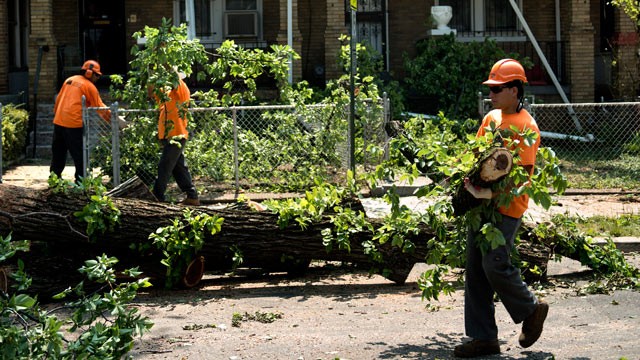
[
  {"x1": 453, "y1": 339, "x2": 500, "y2": 358},
  {"x1": 182, "y1": 197, "x2": 200, "y2": 206},
  {"x1": 519, "y1": 300, "x2": 549, "y2": 348}
]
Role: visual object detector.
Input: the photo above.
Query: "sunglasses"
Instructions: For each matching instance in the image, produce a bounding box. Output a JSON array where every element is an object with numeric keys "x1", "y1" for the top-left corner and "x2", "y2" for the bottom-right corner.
[{"x1": 489, "y1": 85, "x2": 510, "y2": 94}]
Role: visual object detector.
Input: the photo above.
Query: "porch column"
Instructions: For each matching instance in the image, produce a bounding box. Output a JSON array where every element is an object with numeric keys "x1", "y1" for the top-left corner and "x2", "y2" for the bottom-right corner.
[
  {"x1": 324, "y1": 0, "x2": 347, "y2": 81},
  {"x1": 567, "y1": 0, "x2": 595, "y2": 102},
  {"x1": 612, "y1": 10, "x2": 638, "y2": 100},
  {"x1": 29, "y1": 0, "x2": 58, "y2": 102},
  {"x1": 0, "y1": 0, "x2": 8, "y2": 93},
  {"x1": 276, "y1": 0, "x2": 302, "y2": 82}
]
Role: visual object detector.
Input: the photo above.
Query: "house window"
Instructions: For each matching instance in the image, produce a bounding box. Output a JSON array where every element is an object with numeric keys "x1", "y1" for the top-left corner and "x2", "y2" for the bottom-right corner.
[
  {"x1": 174, "y1": 0, "x2": 262, "y2": 43},
  {"x1": 436, "y1": 0, "x2": 524, "y2": 41}
]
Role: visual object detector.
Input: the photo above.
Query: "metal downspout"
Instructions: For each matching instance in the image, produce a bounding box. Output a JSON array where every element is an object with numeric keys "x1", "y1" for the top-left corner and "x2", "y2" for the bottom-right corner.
[
  {"x1": 385, "y1": 0, "x2": 390, "y2": 72},
  {"x1": 555, "y1": 0, "x2": 562, "y2": 80},
  {"x1": 508, "y1": 0, "x2": 583, "y2": 133},
  {"x1": 185, "y1": 0, "x2": 196, "y2": 40},
  {"x1": 288, "y1": 0, "x2": 293, "y2": 84}
]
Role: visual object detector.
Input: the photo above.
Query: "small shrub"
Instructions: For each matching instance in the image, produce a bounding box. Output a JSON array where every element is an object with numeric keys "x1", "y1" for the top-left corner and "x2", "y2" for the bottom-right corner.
[{"x1": 1, "y1": 104, "x2": 29, "y2": 164}]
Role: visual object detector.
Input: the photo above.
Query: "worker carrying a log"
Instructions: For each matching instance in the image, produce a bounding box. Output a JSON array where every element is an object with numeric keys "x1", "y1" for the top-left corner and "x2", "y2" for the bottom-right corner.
[
  {"x1": 148, "y1": 68, "x2": 199, "y2": 206},
  {"x1": 50, "y1": 60, "x2": 127, "y2": 183},
  {"x1": 454, "y1": 59, "x2": 547, "y2": 358}
]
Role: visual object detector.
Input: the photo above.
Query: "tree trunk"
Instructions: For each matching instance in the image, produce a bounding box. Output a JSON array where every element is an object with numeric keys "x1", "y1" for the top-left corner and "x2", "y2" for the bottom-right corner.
[
  {"x1": 0, "y1": 183, "x2": 558, "y2": 298},
  {"x1": 0, "y1": 184, "x2": 430, "y2": 295}
]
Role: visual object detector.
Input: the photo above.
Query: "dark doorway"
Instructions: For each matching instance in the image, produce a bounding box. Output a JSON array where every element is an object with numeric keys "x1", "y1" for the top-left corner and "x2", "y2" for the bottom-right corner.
[{"x1": 79, "y1": 0, "x2": 127, "y2": 80}]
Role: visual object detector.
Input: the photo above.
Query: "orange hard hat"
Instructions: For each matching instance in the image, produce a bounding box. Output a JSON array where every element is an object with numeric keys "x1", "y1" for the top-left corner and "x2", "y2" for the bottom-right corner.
[
  {"x1": 81, "y1": 60, "x2": 102, "y2": 76},
  {"x1": 482, "y1": 59, "x2": 527, "y2": 85}
]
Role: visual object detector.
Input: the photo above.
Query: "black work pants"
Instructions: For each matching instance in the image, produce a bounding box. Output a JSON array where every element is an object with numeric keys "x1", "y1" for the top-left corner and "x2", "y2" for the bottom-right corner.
[
  {"x1": 50, "y1": 124, "x2": 84, "y2": 183},
  {"x1": 152, "y1": 138, "x2": 198, "y2": 202}
]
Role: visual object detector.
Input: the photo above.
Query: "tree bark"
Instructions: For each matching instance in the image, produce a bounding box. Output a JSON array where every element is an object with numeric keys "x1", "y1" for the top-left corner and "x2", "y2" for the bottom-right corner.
[
  {"x1": 0, "y1": 183, "x2": 559, "y2": 298},
  {"x1": 0, "y1": 184, "x2": 431, "y2": 295},
  {"x1": 451, "y1": 147, "x2": 513, "y2": 216}
]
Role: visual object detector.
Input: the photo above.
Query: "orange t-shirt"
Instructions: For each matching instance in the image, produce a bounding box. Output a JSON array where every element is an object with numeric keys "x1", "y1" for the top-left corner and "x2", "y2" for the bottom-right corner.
[
  {"x1": 477, "y1": 109, "x2": 540, "y2": 218},
  {"x1": 158, "y1": 79, "x2": 190, "y2": 140},
  {"x1": 53, "y1": 75, "x2": 110, "y2": 128}
]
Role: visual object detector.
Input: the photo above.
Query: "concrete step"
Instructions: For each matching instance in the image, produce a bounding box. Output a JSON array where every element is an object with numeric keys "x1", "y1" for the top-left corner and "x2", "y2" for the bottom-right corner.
[{"x1": 25, "y1": 144, "x2": 52, "y2": 159}]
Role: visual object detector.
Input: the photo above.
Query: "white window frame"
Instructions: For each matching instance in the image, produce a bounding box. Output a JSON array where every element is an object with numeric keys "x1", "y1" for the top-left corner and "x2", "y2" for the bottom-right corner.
[
  {"x1": 174, "y1": 0, "x2": 263, "y2": 44},
  {"x1": 435, "y1": 0, "x2": 526, "y2": 42}
]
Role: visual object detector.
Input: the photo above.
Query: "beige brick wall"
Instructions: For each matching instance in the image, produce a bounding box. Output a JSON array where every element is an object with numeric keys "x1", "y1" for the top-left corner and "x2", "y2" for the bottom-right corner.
[
  {"x1": 324, "y1": 0, "x2": 347, "y2": 80},
  {"x1": 29, "y1": 0, "x2": 58, "y2": 101}
]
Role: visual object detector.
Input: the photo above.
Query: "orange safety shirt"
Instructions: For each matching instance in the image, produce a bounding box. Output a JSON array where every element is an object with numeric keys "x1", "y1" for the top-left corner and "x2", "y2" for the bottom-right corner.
[
  {"x1": 477, "y1": 108, "x2": 540, "y2": 219},
  {"x1": 53, "y1": 75, "x2": 110, "y2": 128},
  {"x1": 158, "y1": 78, "x2": 190, "y2": 140}
]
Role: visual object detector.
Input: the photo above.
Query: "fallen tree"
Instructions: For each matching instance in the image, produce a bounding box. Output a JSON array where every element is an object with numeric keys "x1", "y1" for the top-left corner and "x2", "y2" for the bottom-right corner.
[
  {"x1": 0, "y1": 183, "x2": 433, "y2": 295},
  {"x1": 1, "y1": 183, "x2": 630, "y2": 297}
]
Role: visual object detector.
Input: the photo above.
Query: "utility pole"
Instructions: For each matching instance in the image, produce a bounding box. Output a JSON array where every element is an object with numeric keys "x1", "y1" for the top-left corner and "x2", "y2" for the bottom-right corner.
[{"x1": 349, "y1": 0, "x2": 357, "y2": 174}]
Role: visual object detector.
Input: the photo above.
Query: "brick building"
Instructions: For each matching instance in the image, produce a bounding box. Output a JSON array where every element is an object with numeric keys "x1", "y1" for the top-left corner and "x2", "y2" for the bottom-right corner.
[{"x1": 0, "y1": 0, "x2": 638, "y2": 108}]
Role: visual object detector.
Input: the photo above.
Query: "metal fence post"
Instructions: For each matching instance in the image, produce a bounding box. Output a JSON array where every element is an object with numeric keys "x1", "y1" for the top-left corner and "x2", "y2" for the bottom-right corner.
[
  {"x1": 232, "y1": 107, "x2": 239, "y2": 192},
  {"x1": 478, "y1": 91, "x2": 484, "y2": 118},
  {"x1": 0, "y1": 103, "x2": 3, "y2": 184},
  {"x1": 81, "y1": 95, "x2": 88, "y2": 180},
  {"x1": 111, "y1": 102, "x2": 121, "y2": 186},
  {"x1": 383, "y1": 93, "x2": 390, "y2": 161}
]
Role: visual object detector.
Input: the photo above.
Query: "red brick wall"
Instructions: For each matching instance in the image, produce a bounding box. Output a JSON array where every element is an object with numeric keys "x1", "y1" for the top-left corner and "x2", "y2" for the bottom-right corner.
[
  {"x1": 323, "y1": 0, "x2": 347, "y2": 80},
  {"x1": 567, "y1": 0, "x2": 595, "y2": 102}
]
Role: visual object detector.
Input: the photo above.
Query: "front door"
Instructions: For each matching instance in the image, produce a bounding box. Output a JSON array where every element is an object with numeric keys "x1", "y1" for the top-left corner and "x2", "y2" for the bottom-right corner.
[{"x1": 79, "y1": 0, "x2": 127, "y2": 78}]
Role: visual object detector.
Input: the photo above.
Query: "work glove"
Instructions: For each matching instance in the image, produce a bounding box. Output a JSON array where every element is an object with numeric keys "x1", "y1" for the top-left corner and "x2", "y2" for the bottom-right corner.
[
  {"x1": 463, "y1": 178, "x2": 492, "y2": 199},
  {"x1": 117, "y1": 115, "x2": 128, "y2": 130}
]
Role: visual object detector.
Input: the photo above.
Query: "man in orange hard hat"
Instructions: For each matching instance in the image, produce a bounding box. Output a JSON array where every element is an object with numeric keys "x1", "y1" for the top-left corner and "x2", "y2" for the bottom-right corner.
[
  {"x1": 455, "y1": 59, "x2": 547, "y2": 358},
  {"x1": 50, "y1": 60, "x2": 125, "y2": 182}
]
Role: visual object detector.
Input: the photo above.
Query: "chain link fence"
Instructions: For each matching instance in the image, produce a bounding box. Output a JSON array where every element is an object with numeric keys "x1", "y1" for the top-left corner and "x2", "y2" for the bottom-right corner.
[
  {"x1": 84, "y1": 97, "x2": 390, "y2": 194},
  {"x1": 0, "y1": 104, "x2": 3, "y2": 184},
  {"x1": 479, "y1": 97, "x2": 640, "y2": 187}
]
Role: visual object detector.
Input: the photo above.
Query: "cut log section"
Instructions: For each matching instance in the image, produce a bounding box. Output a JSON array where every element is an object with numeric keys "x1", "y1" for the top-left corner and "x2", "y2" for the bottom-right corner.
[{"x1": 452, "y1": 147, "x2": 513, "y2": 216}]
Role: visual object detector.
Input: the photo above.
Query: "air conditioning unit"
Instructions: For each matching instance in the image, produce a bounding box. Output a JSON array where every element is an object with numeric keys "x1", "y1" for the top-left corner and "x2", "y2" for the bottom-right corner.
[{"x1": 224, "y1": 11, "x2": 258, "y2": 38}]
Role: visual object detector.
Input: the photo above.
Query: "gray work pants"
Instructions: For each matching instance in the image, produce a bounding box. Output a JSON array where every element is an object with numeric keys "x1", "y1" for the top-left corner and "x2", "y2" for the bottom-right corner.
[{"x1": 464, "y1": 215, "x2": 538, "y2": 340}]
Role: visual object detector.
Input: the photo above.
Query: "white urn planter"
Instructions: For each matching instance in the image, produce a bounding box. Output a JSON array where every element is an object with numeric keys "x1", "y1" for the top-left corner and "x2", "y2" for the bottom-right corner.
[{"x1": 429, "y1": 5, "x2": 456, "y2": 36}]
